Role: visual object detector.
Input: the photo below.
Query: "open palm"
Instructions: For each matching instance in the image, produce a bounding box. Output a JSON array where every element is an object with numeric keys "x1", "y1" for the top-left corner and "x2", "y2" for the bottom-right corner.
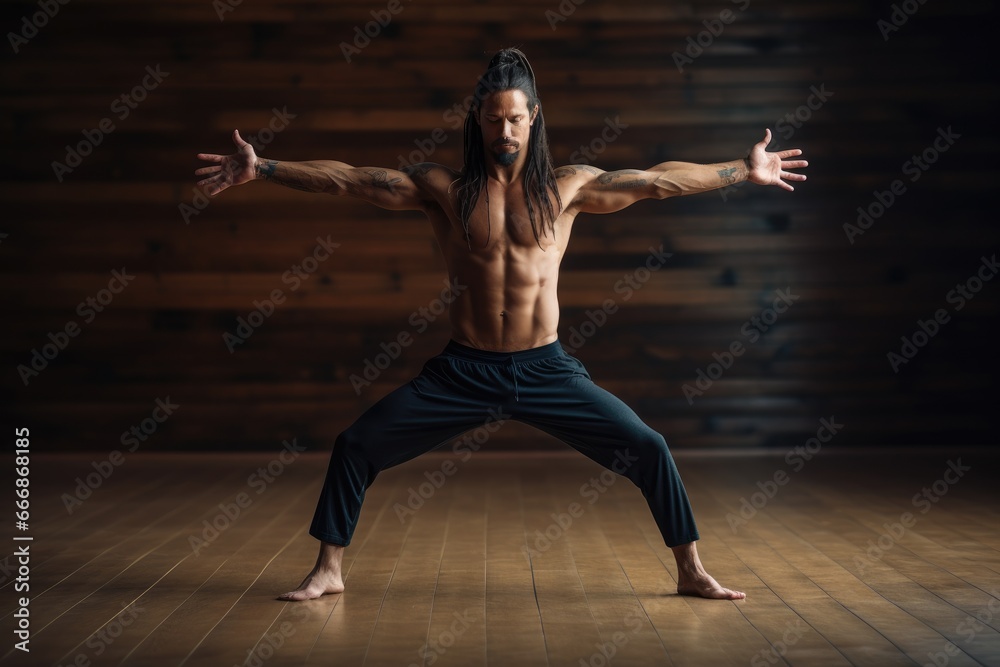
[
  {"x1": 747, "y1": 128, "x2": 808, "y2": 191},
  {"x1": 195, "y1": 129, "x2": 259, "y2": 196}
]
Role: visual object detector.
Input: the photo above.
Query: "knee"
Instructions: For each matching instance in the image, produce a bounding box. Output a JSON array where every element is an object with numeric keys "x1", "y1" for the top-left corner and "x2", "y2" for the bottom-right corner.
[
  {"x1": 615, "y1": 430, "x2": 670, "y2": 478},
  {"x1": 333, "y1": 423, "x2": 376, "y2": 467},
  {"x1": 635, "y1": 429, "x2": 670, "y2": 459}
]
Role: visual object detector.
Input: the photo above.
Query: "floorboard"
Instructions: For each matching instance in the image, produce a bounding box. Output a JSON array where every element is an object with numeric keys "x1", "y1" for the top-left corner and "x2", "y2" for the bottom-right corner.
[{"x1": 2, "y1": 448, "x2": 998, "y2": 667}]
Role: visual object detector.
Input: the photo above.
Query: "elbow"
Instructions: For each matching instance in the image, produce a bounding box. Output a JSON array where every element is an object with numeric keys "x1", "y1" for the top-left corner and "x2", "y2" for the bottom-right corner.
[
  {"x1": 654, "y1": 182, "x2": 682, "y2": 200},
  {"x1": 326, "y1": 172, "x2": 348, "y2": 196}
]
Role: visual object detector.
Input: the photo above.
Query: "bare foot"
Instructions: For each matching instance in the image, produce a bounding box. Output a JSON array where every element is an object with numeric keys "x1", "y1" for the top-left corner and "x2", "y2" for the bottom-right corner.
[
  {"x1": 277, "y1": 541, "x2": 346, "y2": 601},
  {"x1": 677, "y1": 572, "x2": 746, "y2": 600},
  {"x1": 277, "y1": 566, "x2": 344, "y2": 601},
  {"x1": 671, "y1": 541, "x2": 746, "y2": 601}
]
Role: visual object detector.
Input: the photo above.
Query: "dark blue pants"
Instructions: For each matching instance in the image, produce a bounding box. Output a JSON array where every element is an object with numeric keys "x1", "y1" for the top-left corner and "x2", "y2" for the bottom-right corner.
[{"x1": 309, "y1": 338, "x2": 699, "y2": 548}]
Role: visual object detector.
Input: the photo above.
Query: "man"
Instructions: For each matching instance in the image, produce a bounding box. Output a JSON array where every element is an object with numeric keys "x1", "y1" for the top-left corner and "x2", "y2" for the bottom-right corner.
[{"x1": 195, "y1": 48, "x2": 807, "y2": 602}]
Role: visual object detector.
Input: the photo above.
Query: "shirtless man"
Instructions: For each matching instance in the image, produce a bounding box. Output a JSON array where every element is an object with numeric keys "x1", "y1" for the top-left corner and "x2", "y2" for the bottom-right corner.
[{"x1": 195, "y1": 48, "x2": 806, "y2": 602}]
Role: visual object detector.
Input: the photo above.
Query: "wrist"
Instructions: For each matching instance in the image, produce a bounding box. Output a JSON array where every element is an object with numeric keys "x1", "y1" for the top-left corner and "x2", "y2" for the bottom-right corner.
[{"x1": 254, "y1": 158, "x2": 278, "y2": 181}]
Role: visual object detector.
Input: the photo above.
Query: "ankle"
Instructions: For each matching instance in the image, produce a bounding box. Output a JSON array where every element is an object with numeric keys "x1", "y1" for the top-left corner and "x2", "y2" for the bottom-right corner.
[
  {"x1": 316, "y1": 542, "x2": 344, "y2": 567},
  {"x1": 671, "y1": 543, "x2": 704, "y2": 575}
]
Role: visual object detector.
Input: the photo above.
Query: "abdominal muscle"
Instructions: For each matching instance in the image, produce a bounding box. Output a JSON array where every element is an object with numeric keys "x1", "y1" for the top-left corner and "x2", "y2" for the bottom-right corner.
[
  {"x1": 427, "y1": 174, "x2": 572, "y2": 352},
  {"x1": 448, "y1": 251, "x2": 562, "y2": 352},
  {"x1": 431, "y1": 194, "x2": 570, "y2": 353}
]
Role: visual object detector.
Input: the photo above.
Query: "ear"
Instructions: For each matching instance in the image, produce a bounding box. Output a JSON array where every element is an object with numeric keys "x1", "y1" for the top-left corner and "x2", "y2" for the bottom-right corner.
[{"x1": 529, "y1": 104, "x2": 539, "y2": 125}]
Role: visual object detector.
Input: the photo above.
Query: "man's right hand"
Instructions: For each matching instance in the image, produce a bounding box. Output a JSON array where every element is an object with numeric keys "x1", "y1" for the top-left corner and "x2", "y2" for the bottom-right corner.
[{"x1": 195, "y1": 129, "x2": 258, "y2": 196}]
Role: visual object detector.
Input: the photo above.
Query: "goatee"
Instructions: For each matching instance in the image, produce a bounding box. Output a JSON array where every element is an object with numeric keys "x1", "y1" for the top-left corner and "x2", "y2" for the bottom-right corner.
[{"x1": 493, "y1": 150, "x2": 519, "y2": 166}]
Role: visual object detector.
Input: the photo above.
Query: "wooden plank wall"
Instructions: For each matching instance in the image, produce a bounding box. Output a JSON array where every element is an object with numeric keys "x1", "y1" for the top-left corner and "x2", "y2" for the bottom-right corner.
[{"x1": 2, "y1": 0, "x2": 996, "y2": 451}]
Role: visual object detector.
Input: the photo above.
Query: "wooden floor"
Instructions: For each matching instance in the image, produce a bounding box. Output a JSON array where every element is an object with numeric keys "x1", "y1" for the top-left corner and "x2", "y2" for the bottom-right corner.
[{"x1": 3, "y1": 448, "x2": 998, "y2": 667}]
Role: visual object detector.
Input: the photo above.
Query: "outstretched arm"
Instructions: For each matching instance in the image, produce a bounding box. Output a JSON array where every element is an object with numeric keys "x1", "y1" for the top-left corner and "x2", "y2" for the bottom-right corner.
[
  {"x1": 566, "y1": 128, "x2": 807, "y2": 215},
  {"x1": 195, "y1": 129, "x2": 430, "y2": 211}
]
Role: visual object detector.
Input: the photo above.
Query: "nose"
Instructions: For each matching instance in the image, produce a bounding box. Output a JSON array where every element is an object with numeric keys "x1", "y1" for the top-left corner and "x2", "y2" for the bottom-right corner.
[{"x1": 502, "y1": 119, "x2": 514, "y2": 137}]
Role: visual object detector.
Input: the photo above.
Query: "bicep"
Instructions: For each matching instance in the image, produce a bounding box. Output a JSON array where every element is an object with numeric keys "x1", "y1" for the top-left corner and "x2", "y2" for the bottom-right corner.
[
  {"x1": 342, "y1": 166, "x2": 428, "y2": 211},
  {"x1": 574, "y1": 169, "x2": 660, "y2": 215}
]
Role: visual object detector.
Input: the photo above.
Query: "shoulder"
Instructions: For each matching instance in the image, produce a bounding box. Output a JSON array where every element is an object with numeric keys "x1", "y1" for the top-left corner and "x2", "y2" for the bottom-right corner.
[
  {"x1": 553, "y1": 164, "x2": 605, "y2": 182},
  {"x1": 552, "y1": 164, "x2": 606, "y2": 211},
  {"x1": 399, "y1": 162, "x2": 463, "y2": 199},
  {"x1": 400, "y1": 162, "x2": 460, "y2": 183}
]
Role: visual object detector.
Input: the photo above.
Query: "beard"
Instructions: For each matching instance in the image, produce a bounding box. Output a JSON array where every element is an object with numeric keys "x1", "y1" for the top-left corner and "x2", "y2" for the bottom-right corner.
[
  {"x1": 492, "y1": 149, "x2": 519, "y2": 166},
  {"x1": 491, "y1": 138, "x2": 520, "y2": 166}
]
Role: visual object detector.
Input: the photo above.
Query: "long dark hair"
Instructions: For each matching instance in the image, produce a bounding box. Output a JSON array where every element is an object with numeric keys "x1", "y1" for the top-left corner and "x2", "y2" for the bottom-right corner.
[{"x1": 456, "y1": 48, "x2": 562, "y2": 250}]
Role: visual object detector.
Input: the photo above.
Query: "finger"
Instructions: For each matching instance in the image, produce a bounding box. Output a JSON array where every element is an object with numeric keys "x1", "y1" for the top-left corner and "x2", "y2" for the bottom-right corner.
[
  {"x1": 233, "y1": 129, "x2": 248, "y2": 148},
  {"x1": 194, "y1": 165, "x2": 222, "y2": 176},
  {"x1": 781, "y1": 159, "x2": 808, "y2": 169},
  {"x1": 781, "y1": 172, "x2": 807, "y2": 181},
  {"x1": 197, "y1": 153, "x2": 223, "y2": 162},
  {"x1": 762, "y1": 127, "x2": 772, "y2": 145},
  {"x1": 777, "y1": 149, "x2": 802, "y2": 158},
  {"x1": 778, "y1": 180, "x2": 794, "y2": 192},
  {"x1": 197, "y1": 176, "x2": 223, "y2": 190}
]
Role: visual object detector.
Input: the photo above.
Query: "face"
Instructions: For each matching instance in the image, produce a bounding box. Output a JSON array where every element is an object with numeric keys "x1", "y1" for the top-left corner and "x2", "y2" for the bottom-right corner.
[{"x1": 477, "y1": 89, "x2": 538, "y2": 167}]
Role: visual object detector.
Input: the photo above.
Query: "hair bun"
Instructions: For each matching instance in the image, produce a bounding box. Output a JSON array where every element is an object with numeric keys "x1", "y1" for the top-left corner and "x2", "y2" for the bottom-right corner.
[{"x1": 488, "y1": 48, "x2": 537, "y2": 92}]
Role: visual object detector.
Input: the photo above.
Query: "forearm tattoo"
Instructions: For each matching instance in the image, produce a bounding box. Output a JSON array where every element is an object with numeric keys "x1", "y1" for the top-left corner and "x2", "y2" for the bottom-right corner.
[
  {"x1": 256, "y1": 159, "x2": 278, "y2": 179},
  {"x1": 717, "y1": 166, "x2": 739, "y2": 185},
  {"x1": 255, "y1": 159, "x2": 326, "y2": 193}
]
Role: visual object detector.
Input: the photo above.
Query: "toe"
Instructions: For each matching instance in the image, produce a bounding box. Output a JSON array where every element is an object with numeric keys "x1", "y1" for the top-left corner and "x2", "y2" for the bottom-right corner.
[{"x1": 278, "y1": 590, "x2": 311, "y2": 601}]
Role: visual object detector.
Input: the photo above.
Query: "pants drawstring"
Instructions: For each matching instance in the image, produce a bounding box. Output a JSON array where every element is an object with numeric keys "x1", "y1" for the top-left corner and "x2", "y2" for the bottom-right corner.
[{"x1": 507, "y1": 356, "x2": 520, "y2": 402}]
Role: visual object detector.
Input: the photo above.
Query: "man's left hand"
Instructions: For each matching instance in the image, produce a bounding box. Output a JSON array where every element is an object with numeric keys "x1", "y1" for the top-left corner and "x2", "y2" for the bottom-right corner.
[{"x1": 747, "y1": 128, "x2": 809, "y2": 191}]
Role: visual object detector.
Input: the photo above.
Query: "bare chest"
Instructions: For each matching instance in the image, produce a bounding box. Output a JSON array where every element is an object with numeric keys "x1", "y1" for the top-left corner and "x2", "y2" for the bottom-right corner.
[{"x1": 461, "y1": 183, "x2": 566, "y2": 253}]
